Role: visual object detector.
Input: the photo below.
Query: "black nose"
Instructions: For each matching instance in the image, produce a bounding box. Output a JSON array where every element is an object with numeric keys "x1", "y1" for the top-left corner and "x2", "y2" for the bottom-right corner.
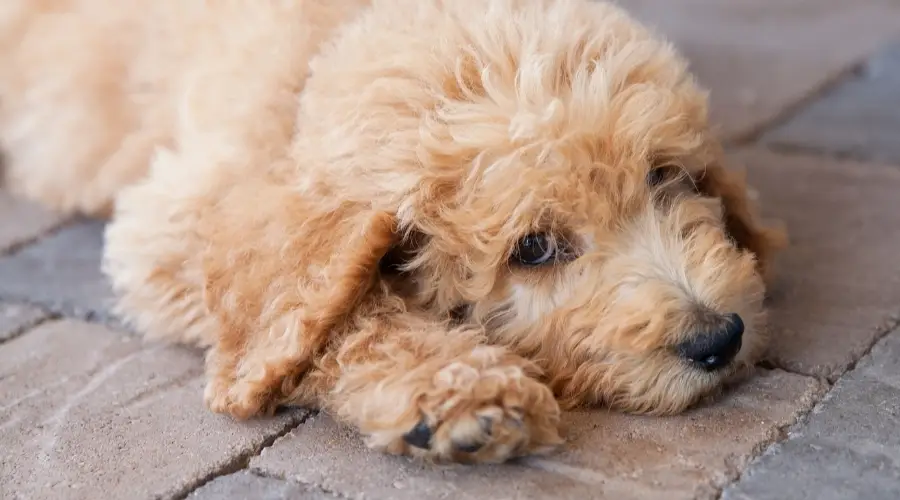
[{"x1": 676, "y1": 313, "x2": 744, "y2": 371}]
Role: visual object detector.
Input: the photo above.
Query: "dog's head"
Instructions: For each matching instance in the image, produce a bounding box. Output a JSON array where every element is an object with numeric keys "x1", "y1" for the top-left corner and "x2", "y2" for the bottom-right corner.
[{"x1": 293, "y1": 0, "x2": 785, "y2": 415}]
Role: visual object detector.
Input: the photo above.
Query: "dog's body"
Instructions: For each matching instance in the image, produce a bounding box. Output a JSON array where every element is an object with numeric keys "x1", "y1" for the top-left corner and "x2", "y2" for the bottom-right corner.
[{"x1": 0, "y1": 0, "x2": 784, "y2": 463}]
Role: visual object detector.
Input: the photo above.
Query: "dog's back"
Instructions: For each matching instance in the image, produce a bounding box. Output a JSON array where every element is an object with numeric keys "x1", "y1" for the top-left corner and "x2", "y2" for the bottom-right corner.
[{"x1": 0, "y1": 0, "x2": 368, "y2": 215}]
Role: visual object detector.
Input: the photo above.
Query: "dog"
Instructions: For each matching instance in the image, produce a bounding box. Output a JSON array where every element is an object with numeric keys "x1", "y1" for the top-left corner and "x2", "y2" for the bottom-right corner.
[{"x1": 0, "y1": 0, "x2": 785, "y2": 464}]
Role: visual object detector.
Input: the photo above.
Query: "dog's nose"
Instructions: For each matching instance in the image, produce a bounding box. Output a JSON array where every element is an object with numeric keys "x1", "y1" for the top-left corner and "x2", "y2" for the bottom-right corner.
[{"x1": 676, "y1": 313, "x2": 744, "y2": 371}]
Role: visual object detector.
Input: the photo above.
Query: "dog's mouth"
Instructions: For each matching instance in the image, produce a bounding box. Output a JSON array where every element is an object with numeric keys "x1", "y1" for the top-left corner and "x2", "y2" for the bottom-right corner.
[{"x1": 661, "y1": 312, "x2": 762, "y2": 413}]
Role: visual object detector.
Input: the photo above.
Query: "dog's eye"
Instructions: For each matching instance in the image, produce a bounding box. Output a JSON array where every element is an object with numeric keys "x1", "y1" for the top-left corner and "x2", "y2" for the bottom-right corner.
[
  {"x1": 646, "y1": 165, "x2": 679, "y2": 187},
  {"x1": 511, "y1": 233, "x2": 557, "y2": 266}
]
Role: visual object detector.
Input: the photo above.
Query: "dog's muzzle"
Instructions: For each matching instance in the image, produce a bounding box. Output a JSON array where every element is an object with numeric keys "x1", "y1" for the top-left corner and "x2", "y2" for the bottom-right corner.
[{"x1": 676, "y1": 312, "x2": 744, "y2": 371}]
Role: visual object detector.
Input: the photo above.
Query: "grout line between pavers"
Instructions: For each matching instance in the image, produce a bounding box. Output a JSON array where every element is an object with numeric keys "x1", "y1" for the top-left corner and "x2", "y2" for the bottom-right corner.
[
  {"x1": 168, "y1": 408, "x2": 317, "y2": 500},
  {"x1": 760, "y1": 141, "x2": 900, "y2": 168},
  {"x1": 0, "y1": 291, "x2": 134, "y2": 334},
  {"x1": 724, "y1": 61, "x2": 867, "y2": 147},
  {"x1": 246, "y1": 467, "x2": 353, "y2": 500},
  {"x1": 822, "y1": 313, "x2": 900, "y2": 384},
  {"x1": 710, "y1": 376, "x2": 832, "y2": 500},
  {"x1": 0, "y1": 291, "x2": 172, "y2": 339},
  {"x1": 712, "y1": 377, "x2": 836, "y2": 500},
  {"x1": 0, "y1": 306, "x2": 60, "y2": 346},
  {"x1": 0, "y1": 215, "x2": 77, "y2": 258},
  {"x1": 714, "y1": 318, "x2": 900, "y2": 499},
  {"x1": 762, "y1": 312, "x2": 900, "y2": 384}
]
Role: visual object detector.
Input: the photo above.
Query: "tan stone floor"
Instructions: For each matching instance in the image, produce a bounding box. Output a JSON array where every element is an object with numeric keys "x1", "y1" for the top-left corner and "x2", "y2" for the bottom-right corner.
[{"x1": 2, "y1": 1, "x2": 900, "y2": 499}]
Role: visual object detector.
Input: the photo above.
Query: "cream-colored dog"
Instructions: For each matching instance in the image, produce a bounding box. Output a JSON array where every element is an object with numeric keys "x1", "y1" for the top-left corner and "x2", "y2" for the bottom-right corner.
[{"x1": 0, "y1": 0, "x2": 784, "y2": 463}]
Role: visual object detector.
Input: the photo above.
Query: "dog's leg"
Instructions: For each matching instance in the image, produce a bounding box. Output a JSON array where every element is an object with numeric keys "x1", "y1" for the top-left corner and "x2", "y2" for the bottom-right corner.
[{"x1": 321, "y1": 315, "x2": 564, "y2": 464}]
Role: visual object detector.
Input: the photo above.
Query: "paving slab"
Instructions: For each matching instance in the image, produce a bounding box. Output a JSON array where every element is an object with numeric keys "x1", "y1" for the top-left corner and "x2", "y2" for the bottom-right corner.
[
  {"x1": 732, "y1": 149, "x2": 900, "y2": 379},
  {"x1": 763, "y1": 41, "x2": 900, "y2": 164},
  {"x1": 0, "y1": 302, "x2": 48, "y2": 343},
  {"x1": 619, "y1": 0, "x2": 900, "y2": 139},
  {"x1": 251, "y1": 369, "x2": 822, "y2": 500},
  {"x1": 0, "y1": 219, "x2": 115, "y2": 322},
  {"x1": 189, "y1": 471, "x2": 339, "y2": 500},
  {"x1": 722, "y1": 328, "x2": 900, "y2": 500},
  {"x1": 0, "y1": 191, "x2": 68, "y2": 253},
  {"x1": 0, "y1": 319, "x2": 308, "y2": 500}
]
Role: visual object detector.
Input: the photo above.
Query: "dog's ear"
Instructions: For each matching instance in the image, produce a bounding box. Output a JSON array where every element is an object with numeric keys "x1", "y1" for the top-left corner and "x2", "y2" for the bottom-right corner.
[
  {"x1": 695, "y1": 156, "x2": 787, "y2": 280},
  {"x1": 199, "y1": 181, "x2": 399, "y2": 416}
]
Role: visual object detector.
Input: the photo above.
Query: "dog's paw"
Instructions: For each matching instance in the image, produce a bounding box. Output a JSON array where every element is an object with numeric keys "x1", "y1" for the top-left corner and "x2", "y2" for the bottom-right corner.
[
  {"x1": 204, "y1": 375, "x2": 277, "y2": 420},
  {"x1": 370, "y1": 350, "x2": 564, "y2": 464}
]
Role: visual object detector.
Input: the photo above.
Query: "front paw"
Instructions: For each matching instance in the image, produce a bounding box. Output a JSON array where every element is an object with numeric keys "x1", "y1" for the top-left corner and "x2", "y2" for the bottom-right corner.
[
  {"x1": 371, "y1": 350, "x2": 564, "y2": 463},
  {"x1": 204, "y1": 376, "x2": 277, "y2": 420}
]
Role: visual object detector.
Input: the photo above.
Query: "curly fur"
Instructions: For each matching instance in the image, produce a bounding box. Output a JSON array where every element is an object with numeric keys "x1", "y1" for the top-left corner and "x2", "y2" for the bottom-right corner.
[{"x1": 0, "y1": 0, "x2": 785, "y2": 463}]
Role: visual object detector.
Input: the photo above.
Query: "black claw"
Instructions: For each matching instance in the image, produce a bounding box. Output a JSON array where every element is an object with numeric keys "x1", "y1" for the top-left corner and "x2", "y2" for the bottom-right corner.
[
  {"x1": 454, "y1": 441, "x2": 485, "y2": 453},
  {"x1": 402, "y1": 420, "x2": 433, "y2": 450},
  {"x1": 274, "y1": 404, "x2": 306, "y2": 416}
]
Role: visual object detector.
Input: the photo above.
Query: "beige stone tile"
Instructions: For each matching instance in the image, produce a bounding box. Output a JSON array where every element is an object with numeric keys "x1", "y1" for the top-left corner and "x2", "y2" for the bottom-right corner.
[
  {"x1": 251, "y1": 370, "x2": 822, "y2": 500},
  {"x1": 733, "y1": 149, "x2": 900, "y2": 378},
  {"x1": 0, "y1": 191, "x2": 67, "y2": 253},
  {"x1": 189, "y1": 471, "x2": 339, "y2": 500},
  {"x1": 0, "y1": 320, "x2": 307, "y2": 500},
  {"x1": 619, "y1": 0, "x2": 900, "y2": 138},
  {"x1": 762, "y1": 42, "x2": 900, "y2": 165}
]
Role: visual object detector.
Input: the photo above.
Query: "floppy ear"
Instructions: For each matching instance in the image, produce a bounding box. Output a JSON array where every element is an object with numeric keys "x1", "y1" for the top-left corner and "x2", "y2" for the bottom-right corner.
[
  {"x1": 199, "y1": 179, "x2": 399, "y2": 418},
  {"x1": 696, "y1": 157, "x2": 787, "y2": 280}
]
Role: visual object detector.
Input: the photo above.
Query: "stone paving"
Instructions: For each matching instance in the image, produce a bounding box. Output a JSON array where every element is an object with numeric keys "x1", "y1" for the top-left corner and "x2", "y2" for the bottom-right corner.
[{"x1": 1, "y1": 1, "x2": 900, "y2": 499}]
